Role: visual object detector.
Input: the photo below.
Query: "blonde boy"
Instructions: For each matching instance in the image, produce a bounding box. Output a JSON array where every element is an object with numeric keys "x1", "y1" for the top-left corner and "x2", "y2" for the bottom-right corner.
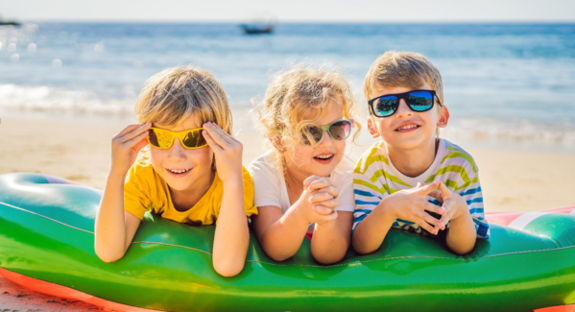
[
  {"x1": 352, "y1": 52, "x2": 489, "y2": 255},
  {"x1": 95, "y1": 67, "x2": 257, "y2": 277}
]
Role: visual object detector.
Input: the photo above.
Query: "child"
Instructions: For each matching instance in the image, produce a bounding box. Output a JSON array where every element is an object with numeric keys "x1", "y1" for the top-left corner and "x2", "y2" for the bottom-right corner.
[
  {"x1": 249, "y1": 66, "x2": 360, "y2": 264},
  {"x1": 94, "y1": 67, "x2": 257, "y2": 277},
  {"x1": 352, "y1": 51, "x2": 489, "y2": 255}
]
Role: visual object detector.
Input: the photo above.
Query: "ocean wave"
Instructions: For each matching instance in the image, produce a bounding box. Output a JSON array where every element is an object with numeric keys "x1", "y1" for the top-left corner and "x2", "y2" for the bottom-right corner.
[{"x1": 0, "y1": 84, "x2": 135, "y2": 115}]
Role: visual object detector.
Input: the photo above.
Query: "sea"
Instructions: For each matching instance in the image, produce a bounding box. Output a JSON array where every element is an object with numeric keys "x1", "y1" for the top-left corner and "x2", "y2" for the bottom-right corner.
[{"x1": 1, "y1": 22, "x2": 575, "y2": 150}]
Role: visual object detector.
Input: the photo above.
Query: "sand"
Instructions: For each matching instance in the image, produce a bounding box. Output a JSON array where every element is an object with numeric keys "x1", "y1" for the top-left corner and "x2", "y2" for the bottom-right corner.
[{"x1": 1, "y1": 114, "x2": 574, "y2": 311}]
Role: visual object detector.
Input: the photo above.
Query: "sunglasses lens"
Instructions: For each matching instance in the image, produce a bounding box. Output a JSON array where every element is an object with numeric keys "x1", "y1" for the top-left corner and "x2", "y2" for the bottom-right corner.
[
  {"x1": 329, "y1": 120, "x2": 352, "y2": 141},
  {"x1": 374, "y1": 96, "x2": 398, "y2": 117},
  {"x1": 148, "y1": 128, "x2": 174, "y2": 149},
  {"x1": 182, "y1": 129, "x2": 206, "y2": 148},
  {"x1": 301, "y1": 125, "x2": 323, "y2": 145},
  {"x1": 407, "y1": 91, "x2": 434, "y2": 111}
]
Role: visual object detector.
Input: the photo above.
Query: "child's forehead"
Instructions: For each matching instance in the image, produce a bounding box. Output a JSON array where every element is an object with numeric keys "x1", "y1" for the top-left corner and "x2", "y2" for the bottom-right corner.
[
  {"x1": 300, "y1": 100, "x2": 344, "y2": 124},
  {"x1": 153, "y1": 115, "x2": 204, "y2": 131},
  {"x1": 371, "y1": 81, "x2": 431, "y2": 98}
]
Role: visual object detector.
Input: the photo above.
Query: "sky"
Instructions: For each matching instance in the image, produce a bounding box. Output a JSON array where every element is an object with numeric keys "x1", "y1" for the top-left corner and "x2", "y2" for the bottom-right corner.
[{"x1": 1, "y1": 0, "x2": 574, "y2": 23}]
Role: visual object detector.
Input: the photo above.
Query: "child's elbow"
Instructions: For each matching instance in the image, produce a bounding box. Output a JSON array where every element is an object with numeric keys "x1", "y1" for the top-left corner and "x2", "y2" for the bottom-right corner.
[
  {"x1": 213, "y1": 260, "x2": 245, "y2": 278},
  {"x1": 95, "y1": 246, "x2": 125, "y2": 263}
]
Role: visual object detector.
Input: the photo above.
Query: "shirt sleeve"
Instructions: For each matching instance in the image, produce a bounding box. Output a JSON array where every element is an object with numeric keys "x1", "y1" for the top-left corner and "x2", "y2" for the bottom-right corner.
[
  {"x1": 123, "y1": 163, "x2": 152, "y2": 220},
  {"x1": 242, "y1": 167, "x2": 258, "y2": 217},
  {"x1": 352, "y1": 157, "x2": 386, "y2": 231},
  {"x1": 334, "y1": 172, "x2": 355, "y2": 212},
  {"x1": 456, "y1": 160, "x2": 490, "y2": 239},
  {"x1": 248, "y1": 159, "x2": 283, "y2": 208}
]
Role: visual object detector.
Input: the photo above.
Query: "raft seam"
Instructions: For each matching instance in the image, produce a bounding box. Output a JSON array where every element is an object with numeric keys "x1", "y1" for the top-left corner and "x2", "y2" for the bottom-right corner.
[
  {"x1": 0, "y1": 201, "x2": 94, "y2": 234},
  {"x1": 3, "y1": 201, "x2": 575, "y2": 267},
  {"x1": 131, "y1": 241, "x2": 212, "y2": 256},
  {"x1": 0, "y1": 202, "x2": 214, "y2": 256}
]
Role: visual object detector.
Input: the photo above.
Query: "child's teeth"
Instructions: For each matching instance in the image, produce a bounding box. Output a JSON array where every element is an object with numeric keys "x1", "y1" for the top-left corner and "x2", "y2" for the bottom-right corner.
[
  {"x1": 169, "y1": 168, "x2": 190, "y2": 173},
  {"x1": 398, "y1": 125, "x2": 417, "y2": 130},
  {"x1": 316, "y1": 155, "x2": 332, "y2": 159}
]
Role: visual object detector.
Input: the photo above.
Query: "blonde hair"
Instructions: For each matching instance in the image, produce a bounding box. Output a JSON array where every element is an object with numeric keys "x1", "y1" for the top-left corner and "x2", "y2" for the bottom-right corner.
[
  {"x1": 135, "y1": 66, "x2": 232, "y2": 134},
  {"x1": 364, "y1": 51, "x2": 444, "y2": 109},
  {"x1": 256, "y1": 65, "x2": 361, "y2": 167}
]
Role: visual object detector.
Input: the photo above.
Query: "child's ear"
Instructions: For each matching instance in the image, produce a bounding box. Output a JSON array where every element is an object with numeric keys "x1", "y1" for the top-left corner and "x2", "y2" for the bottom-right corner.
[
  {"x1": 437, "y1": 106, "x2": 450, "y2": 128},
  {"x1": 367, "y1": 117, "x2": 380, "y2": 138},
  {"x1": 270, "y1": 135, "x2": 286, "y2": 153}
]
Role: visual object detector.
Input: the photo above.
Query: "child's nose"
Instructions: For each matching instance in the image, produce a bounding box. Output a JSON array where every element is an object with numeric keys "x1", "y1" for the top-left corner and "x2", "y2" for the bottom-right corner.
[
  {"x1": 318, "y1": 130, "x2": 334, "y2": 146},
  {"x1": 168, "y1": 139, "x2": 187, "y2": 160},
  {"x1": 394, "y1": 99, "x2": 413, "y2": 118}
]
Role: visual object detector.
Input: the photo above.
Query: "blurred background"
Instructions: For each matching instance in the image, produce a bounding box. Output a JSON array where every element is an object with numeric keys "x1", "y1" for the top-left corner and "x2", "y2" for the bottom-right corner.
[{"x1": 1, "y1": 0, "x2": 574, "y2": 151}]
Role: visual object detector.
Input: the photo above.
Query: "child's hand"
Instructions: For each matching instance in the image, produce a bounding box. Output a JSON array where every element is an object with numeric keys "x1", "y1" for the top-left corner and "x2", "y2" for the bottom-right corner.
[
  {"x1": 297, "y1": 176, "x2": 339, "y2": 225},
  {"x1": 110, "y1": 122, "x2": 151, "y2": 177},
  {"x1": 383, "y1": 181, "x2": 446, "y2": 235},
  {"x1": 428, "y1": 182, "x2": 469, "y2": 228},
  {"x1": 202, "y1": 122, "x2": 243, "y2": 184}
]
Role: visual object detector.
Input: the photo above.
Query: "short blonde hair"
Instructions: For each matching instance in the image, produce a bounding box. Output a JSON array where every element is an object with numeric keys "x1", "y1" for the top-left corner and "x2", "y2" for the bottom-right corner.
[
  {"x1": 364, "y1": 51, "x2": 444, "y2": 110},
  {"x1": 135, "y1": 66, "x2": 232, "y2": 134},
  {"x1": 256, "y1": 65, "x2": 361, "y2": 167}
]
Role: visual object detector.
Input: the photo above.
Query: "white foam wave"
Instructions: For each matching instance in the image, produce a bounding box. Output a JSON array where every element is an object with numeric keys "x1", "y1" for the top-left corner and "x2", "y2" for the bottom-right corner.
[{"x1": 0, "y1": 84, "x2": 134, "y2": 115}]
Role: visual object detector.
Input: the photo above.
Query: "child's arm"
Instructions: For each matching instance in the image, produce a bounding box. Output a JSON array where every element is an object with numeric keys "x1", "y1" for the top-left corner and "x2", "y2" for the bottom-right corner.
[
  {"x1": 310, "y1": 176, "x2": 354, "y2": 264},
  {"x1": 311, "y1": 211, "x2": 352, "y2": 264},
  {"x1": 202, "y1": 122, "x2": 250, "y2": 277},
  {"x1": 251, "y1": 176, "x2": 338, "y2": 262},
  {"x1": 432, "y1": 183, "x2": 479, "y2": 255},
  {"x1": 352, "y1": 182, "x2": 445, "y2": 254},
  {"x1": 95, "y1": 123, "x2": 151, "y2": 262}
]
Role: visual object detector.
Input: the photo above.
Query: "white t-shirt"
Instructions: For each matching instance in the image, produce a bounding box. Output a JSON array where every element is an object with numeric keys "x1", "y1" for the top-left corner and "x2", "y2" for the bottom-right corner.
[{"x1": 248, "y1": 152, "x2": 356, "y2": 232}]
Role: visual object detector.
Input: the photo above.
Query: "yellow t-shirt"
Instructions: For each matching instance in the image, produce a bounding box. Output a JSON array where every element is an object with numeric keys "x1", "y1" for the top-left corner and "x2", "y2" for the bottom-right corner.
[{"x1": 124, "y1": 159, "x2": 257, "y2": 225}]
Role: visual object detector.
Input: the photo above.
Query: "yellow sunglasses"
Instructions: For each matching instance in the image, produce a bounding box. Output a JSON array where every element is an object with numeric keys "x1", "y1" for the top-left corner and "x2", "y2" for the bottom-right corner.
[{"x1": 147, "y1": 127, "x2": 207, "y2": 149}]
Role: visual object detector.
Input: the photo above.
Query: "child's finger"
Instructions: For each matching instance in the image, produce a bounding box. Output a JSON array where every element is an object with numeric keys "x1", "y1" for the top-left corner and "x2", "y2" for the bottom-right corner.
[
  {"x1": 303, "y1": 175, "x2": 321, "y2": 189},
  {"x1": 132, "y1": 135, "x2": 149, "y2": 152},
  {"x1": 116, "y1": 123, "x2": 151, "y2": 143},
  {"x1": 428, "y1": 190, "x2": 443, "y2": 202},
  {"x1": 415, "y1": 218, "x2": 438, "y2": 235},
  {"x1": 124, "y1": 131, "x2": 149, "y2": 148},
  {"x1": 203, "y1": 122, "x2": 233, "y2": 146},
  {"x1": 309, "y1": 185, "x2": 339, "y2": 198},
  {"x1": 439, "y1": 209, "x2": 455, "y2": 229},
  {"x1": 414, "y1": 181, "x2": 440, "y2": 197},
  {"x1": 420, "y1": 201, "x2": 445, "y2": 215},
  {"x1": 202, "y1": 130, "x2": 223, "y2": 152},
  {"x1": 442, "y1": 198, "x2": 454, "y2": 212},
  {"x1": 117, "y1": 123, "x2": 147, "y2": 137},
  {"x1": 417, "y1": 210, "x2": 444, "y2": 231},
  {"x1": 314, "y1": 198, "x2": 339, "y2": 209},
  {"x1": 307, "y1": 178, "x2": 331, "y2": 191},
  {"x1": 308, "y1": 192, "x2": 334, "y2": 204},
  {"x1": 438, "y1": 182, "x2": 453, "y2": 199},
  {"x1": 313, "y1": 205, "x2": 334, "y2": 215}
]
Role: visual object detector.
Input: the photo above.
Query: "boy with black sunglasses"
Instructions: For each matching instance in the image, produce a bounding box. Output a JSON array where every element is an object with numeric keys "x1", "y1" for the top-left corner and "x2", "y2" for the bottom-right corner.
[{"x1": 352, "y1": 51, "x2": 489, "y2": 256}]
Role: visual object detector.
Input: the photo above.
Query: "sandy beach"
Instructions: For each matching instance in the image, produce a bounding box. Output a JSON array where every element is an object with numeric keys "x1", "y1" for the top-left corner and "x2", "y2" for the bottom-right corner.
[{"x1": 1, "y1": 113, "x2": 574, "y2": 311}]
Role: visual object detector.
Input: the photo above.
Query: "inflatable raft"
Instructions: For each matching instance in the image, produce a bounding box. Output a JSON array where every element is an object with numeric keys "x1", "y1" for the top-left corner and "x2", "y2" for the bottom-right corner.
[{"x1": 1, "y1": 172, "x2": 575, "y2": 312}]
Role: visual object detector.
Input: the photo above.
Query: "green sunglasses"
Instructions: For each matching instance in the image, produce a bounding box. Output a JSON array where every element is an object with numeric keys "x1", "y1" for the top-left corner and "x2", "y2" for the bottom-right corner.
[{"x1": 300, "y1": 118, "x2": 354, "y2": 146}]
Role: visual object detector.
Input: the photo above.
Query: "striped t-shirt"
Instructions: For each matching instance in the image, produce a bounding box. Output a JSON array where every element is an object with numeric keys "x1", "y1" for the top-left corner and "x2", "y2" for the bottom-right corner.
[{"x1": 353, "y1": 139, "x2": 490, "y2": 239}]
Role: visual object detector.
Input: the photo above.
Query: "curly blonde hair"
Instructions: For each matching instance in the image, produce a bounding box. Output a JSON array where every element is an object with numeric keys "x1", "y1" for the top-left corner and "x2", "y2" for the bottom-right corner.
[{"x1": 255, "y1": 65, "x2": 361, "y2": 168}]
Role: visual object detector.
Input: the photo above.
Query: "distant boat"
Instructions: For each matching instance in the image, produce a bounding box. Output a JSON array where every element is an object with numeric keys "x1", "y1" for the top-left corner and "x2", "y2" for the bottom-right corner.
[
  {"x1": 0, "y1": 15, "x2": 20, "y2": 26},
  {"x1": 0, "y1": 21, "x2": 20, "y2": 26},
  {"x1": 239, "y1": 23, "x2": 274, "y2": 35}
]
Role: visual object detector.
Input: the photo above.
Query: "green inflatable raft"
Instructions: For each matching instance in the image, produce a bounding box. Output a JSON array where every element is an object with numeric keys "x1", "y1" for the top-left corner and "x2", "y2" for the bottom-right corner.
[{"x1": 1, "y1": 172, "x2": 575, "y2": 312}]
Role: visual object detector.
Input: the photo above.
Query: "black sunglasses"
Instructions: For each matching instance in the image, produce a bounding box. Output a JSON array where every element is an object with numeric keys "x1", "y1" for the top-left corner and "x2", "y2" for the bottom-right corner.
[{"x1": 368, "y1": 90, "x2": 442, "y2": 118}]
